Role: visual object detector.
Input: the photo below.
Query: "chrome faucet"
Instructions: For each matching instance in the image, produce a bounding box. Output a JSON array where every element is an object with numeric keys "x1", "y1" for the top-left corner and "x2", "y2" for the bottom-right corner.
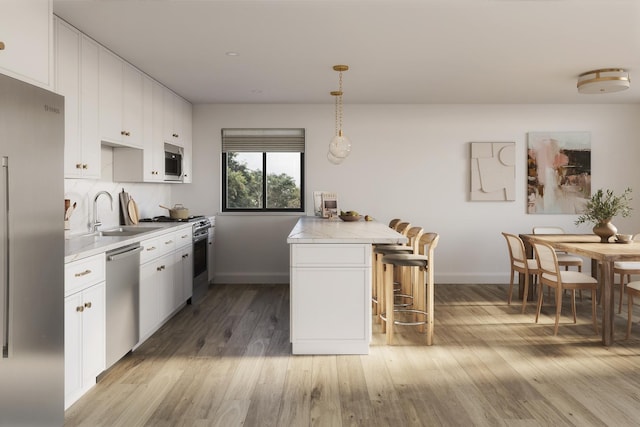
[{"x1": 92, "y1": 191, "x2": 113, "y2": 233}]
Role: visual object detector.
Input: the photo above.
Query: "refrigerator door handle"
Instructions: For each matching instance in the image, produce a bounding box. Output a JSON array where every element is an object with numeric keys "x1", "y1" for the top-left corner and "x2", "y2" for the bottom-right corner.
[{"x1": 1, "y1": 156, "x2": 8, "y2": 358}]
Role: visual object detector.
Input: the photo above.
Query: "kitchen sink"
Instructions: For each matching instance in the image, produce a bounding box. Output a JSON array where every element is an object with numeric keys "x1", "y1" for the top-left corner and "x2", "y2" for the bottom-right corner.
[{"x1": 99, "y1": 226, "x2": 162, "y2": 237}]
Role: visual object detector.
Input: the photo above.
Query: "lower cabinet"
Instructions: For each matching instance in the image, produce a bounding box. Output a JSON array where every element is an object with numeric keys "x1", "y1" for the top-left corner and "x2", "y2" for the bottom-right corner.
[
  {"x1": 64, "y1": 281, "x2": 105, "y2": 409},
  {"x1": 175, "y1": 243, "x2": 193, "y2": 304},
  {"x1": 139, "y1": 252, "x2": 174, "y2": 342},
  {"x1": 138, "y1": 227, "x2": 193, "y2": 344},
  {"x1": 290, "y1": 243, "x2": 372, "y2": 355}
]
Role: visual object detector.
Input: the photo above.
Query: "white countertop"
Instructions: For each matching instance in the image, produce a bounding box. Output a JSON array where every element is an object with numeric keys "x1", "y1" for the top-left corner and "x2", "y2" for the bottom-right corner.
[
  {"x1": 287, "y1": 216, "x2": 407, "y2": 244},
  {"x1": 65, "y1": 222, "x2": 191, "y2": 263}
]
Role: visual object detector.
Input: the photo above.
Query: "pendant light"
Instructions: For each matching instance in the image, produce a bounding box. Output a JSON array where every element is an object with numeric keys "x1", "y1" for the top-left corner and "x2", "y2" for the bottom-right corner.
[{"x1": 328, "y1": 65, "x2": 350, "y2": 164}]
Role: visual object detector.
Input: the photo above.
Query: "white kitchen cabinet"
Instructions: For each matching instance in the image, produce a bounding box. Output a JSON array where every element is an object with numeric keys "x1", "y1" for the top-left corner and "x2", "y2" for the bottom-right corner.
[
  {"x1": 139, "y1": 252, "x2": 174, "y2": 341},
  {"x1": 0, "y1": 0, "x2": 52, "y2": 89},
  {"x1": 99, "y1": 47, "x2": 143, "y2": 147},
  {"x1": 174, "y1": 229, "x2": 193, "y2": 304},
  {"x1": 55, "y1": 17, "x2": 100, "y2": 179},
  {"x1": 289, "y1": 243, "x2": 372, "y2": 354},
  {"x1": 163, "y1": 89, "x2": 182, "y2": 146},
  {"x1": 138, "y1": 231, "x2": 180, "y2": 343},
  {"x1": 112, "y1": 76, "x2": 163, "y2": 182},
  {"x1": 64, "y1": 254, "x2": 106, "y2": 409}
]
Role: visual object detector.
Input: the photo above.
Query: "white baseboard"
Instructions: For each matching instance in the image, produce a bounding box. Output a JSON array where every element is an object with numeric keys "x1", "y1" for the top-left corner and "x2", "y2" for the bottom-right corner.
[{"x1": 214, "y1": 272, "x2": 289, "y2": 284}]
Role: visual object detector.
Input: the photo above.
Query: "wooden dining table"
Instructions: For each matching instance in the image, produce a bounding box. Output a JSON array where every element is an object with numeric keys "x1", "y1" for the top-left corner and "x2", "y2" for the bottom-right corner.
[{"x1": 520, "y1": 234, "x2": 640, "y2": 346}]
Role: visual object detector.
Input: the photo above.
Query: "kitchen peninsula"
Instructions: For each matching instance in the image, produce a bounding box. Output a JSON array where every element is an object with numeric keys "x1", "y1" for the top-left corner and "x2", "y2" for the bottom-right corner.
[{"x1": 287, "y1": 216, "x2": 407, "y2": 354}]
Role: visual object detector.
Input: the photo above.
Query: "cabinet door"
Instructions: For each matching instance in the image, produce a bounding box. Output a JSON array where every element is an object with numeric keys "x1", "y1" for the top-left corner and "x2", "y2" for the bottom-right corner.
[
  {"x1": 56, "y1": 19, "x2": 81, "y2": 178},
  {"x1": 163, "y1": 89, "x2": 181, "y2": 145},
  {"x1": 175, "y1": 246, "x2": 193, "y2": 305},
  {"x1": 64, "y1": 292, "x2": 83, "y2": 406},
  {"x1": 99, "y1": 47, "x2": 123, "y2": 144},
  {"x1": 150, "y1": 80, "x2": 165, "y2": 180},
  {"x1": 0, "y1": 0, "x2": 51, "y2": 88},
  {"x1": 82, "y1": 282, "x2": 105, "y2": 383},
  {"x1": 139, "y1": 260, "x2": 160, "y2": 340},
  {"x1": 79, "y1": 34, "x2": 100, "y2": 178},
  {"x1": 157, "y1": 253, "x2": 175, "y2": 321},
  {"x1": 122, "y1": 62, "x2": 143, "y2": 147}
]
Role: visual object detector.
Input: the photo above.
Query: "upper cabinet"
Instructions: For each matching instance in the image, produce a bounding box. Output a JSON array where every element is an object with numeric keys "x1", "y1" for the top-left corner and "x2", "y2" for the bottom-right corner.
[
  {"x1": 54, "y1": 17, "x2": 100, "y2": 179},
  {"x1": 53, "y1": 16, "x2": 192, "y2": 183},
  {"x1": 99, "y1": 48, "x2": 143, "y2": 148},
  {"x1": 0, "y1": 0, "x2": 53, "y2": 89},
  {"x1": 163, "y1": 90, "x2": 191, "y2": 147}
]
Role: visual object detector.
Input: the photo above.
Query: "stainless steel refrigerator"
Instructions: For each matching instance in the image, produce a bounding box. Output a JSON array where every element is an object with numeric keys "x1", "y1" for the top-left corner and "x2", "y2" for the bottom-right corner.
[{"x1": 0, "y1": 73, "x2": 65, "y2": 426}]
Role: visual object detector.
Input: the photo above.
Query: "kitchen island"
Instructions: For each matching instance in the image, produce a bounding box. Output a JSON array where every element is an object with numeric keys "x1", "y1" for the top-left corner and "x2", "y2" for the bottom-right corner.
[{"x1": 287, "y1": 216, "x2": 407, "y2": 354}]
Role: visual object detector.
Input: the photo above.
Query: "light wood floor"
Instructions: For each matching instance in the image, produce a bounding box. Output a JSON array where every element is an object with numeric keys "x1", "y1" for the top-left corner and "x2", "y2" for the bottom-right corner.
[{"x1": 65, "y1": 283, "x2": 640, "y2": 426}]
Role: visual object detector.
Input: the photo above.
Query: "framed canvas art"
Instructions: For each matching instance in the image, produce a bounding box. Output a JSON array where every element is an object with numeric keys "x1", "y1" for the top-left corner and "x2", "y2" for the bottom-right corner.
[
  {"x1": 527, "y1": 131, "x2": 591, "y2": 214},
  {"x1": 470, "y1": 142, "x2": 515, "y2": 201}
]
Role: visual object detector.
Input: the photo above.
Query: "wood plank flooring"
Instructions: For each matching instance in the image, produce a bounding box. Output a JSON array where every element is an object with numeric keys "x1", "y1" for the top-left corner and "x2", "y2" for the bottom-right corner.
[{"x1": 65, "y1": 283, "x2": 640, "y2": 426}]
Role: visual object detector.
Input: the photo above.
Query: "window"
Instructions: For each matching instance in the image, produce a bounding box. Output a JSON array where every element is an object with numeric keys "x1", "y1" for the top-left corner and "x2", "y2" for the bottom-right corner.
[{"x1": 222, "y1": 128, "x2": 305, "y2": 212}]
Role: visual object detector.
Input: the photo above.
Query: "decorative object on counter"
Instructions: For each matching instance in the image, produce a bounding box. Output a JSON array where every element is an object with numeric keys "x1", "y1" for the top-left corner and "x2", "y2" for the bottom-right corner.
[
  {"x1": 64, "y1": 200, "x2": 76, "y2": 231},
  {"x1": 159, "y1": 204, "x2": 190, "y2": 219},
  {"x1": 339, "y1": 210, "x2": 361, "y2": 221},
  {"x1": 577, "y1": 68, "x2": 630, "y2": 94},
  {"x1": 328, "y1": 64, "x2": 351, "y2": 165},
  {"x1": 119, "y1": 189, "x2": 134, "y2": 226},
  {"x1": 575, "y1": 187, "x2": 632, "y2": 242},
  {"x1": 615, "y1": 233, "x2": 633, "y2": 243},
  {"x1": 127, "y1": 198, "x2": 139, "y2": 224},
  {"x1": 320, "y1": 192, "x2": 338, "y2": 218}
]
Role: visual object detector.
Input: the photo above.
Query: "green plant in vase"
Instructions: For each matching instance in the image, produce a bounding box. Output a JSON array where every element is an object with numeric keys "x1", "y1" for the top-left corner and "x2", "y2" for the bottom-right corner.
[{"x1": 575, "y1": 187, "x2": 632, "y2": 242}]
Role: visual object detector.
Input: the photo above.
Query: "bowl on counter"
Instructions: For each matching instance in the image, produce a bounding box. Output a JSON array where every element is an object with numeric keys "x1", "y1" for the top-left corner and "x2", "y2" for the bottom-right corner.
[
  {"x1": 339, "y1": 214, "x2": 362, "y2": 222},
  {"x1": 615, "y1": 233, "x2": 633, "y2": 243}
]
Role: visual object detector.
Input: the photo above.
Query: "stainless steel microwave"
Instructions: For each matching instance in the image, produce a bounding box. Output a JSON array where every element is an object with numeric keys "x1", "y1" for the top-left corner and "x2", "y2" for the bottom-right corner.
[{"x1": 164, "y1": 143, "x2": 183, "y2": 182}]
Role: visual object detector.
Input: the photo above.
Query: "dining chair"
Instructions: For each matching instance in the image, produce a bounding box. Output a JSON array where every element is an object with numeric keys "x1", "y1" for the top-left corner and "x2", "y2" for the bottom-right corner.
[
  {"x1": 533, "y1": 241, "x2": 599, "y2": 336},
  {"x1": 380, "y1": 232, "x2": 439, "y2": 345},
  {"x1": 626, "y1": 280, "x2": 640, "y2": 339},
  {"x1": 502, "y1": 232, "x2": 539, "y2": 314},
  {"x1": 532, "y1": 226, "x2": 584, "y2": 271},
  {"x1": 614, "y1": 233, "x2": 640, "y2": 313},
  {"x1": 533, "y1": 226, "x2": 584, "y2": 300}
]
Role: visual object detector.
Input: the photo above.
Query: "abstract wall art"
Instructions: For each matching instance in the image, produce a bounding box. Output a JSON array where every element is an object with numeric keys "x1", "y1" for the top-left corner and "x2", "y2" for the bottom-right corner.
[
  {"x1": 527, "y1": 131, "x2": 591, "y2": 214},
  {"x1": 470, "y1": 142, "x2": 515, "y2": 201}
]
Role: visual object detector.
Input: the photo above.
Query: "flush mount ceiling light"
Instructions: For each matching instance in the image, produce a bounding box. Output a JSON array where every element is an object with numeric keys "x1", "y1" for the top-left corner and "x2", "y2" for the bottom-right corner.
[
  {"x1": 577, "y1": 68, "x2": 630, "y2": 94},
  {"x1": 328, "y1": 65, "x2": 350, "y2": 165}
]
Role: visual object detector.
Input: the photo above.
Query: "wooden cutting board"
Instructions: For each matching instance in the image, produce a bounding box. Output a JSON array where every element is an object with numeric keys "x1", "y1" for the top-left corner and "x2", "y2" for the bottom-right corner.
[{"x1": 128, "y1": 198, "x2": 139, "y2": 224}]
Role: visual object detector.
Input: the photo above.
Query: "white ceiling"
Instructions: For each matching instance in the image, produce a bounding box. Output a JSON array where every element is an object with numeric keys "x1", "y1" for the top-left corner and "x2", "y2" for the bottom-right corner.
[{"x1": 52, "y1": 0, "x2": 640, "y2": 105}]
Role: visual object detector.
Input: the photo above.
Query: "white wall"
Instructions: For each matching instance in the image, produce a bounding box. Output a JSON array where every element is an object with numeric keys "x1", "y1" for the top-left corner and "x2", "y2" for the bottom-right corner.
[
  {"x1": 176, "y1": 103, "x2": 640, "y2": 284},
  {"x1": 64, "y1": 146, "x2": 175, "y2": 235}
]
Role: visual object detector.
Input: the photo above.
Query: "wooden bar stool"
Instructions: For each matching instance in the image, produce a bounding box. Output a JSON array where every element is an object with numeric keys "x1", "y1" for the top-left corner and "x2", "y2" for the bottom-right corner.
[
  {"x1": 373, "y1": 226, "x2": 423, "y2": 322},
  {"x1": 380, "y1": 232, "x2": 439, "y2": 345},
  {"x1": 372, "y1": 222, "x2": 413, "y2": 320}
]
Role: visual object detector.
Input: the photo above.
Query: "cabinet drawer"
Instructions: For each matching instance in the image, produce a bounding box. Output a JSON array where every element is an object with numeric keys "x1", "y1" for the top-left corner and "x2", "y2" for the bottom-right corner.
[
  {"x1": 291, "y1": 244, "x2": 371, "y2": 267},
  {"x1": 65, "y1": 253, "x2": 106, "y2": 296},
  {"x1": 140, "y1": 232, "x2": 176, "y2": 264},
  {"x1": 173, "y1": 227, "x2": 192, "y2": 249}
]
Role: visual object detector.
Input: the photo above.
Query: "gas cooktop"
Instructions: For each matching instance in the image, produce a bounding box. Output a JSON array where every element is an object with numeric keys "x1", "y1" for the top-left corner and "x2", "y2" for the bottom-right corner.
[{"x1": 139, "y1": 215, "x2": 205, "y2": 223}]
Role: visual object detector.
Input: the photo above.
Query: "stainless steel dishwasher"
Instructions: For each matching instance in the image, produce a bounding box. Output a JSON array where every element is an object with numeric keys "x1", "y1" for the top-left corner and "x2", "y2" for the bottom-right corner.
[{"x1": 105, "y1": 243, "x2": 143, "y2": 368}]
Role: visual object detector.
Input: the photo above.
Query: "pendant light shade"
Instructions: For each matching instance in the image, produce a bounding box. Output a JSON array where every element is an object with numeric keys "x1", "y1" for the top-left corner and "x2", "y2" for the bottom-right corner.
[{"x1": 328, "y1": 65, "x2": 350, "y2": 164}]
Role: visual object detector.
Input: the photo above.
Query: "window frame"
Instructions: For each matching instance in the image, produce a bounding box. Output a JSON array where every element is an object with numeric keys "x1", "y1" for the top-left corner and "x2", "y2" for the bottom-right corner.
[{"x1": 221, "y1": 129, "x2": 305, "y2": 213}]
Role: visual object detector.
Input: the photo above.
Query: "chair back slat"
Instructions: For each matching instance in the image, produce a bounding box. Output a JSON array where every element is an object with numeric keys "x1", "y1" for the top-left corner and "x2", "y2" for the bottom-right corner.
[
  {"x1": 532, "y1": 241, "x2": 560, "y2": 283},
  {"x1": 502, "y1": 233, "x2": 526, "y2": 265}
]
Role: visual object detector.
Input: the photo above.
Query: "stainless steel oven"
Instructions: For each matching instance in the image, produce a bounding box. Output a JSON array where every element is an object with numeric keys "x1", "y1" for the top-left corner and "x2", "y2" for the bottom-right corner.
[{"x1": 191, "y1": 218, "x2": 211, "y2": 303}]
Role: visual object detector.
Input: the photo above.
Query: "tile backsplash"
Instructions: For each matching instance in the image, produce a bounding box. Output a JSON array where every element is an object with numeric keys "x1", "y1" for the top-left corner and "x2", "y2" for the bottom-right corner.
[{"x1": 64, "y1": 146, "x2": 173, "y2": 236}]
